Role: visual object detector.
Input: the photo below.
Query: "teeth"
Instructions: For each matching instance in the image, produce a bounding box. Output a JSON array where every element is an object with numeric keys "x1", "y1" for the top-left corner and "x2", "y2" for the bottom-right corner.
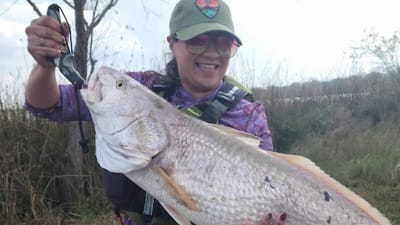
[{"x1": 198, "y1": 63, "x2": 217, "y2": 70}]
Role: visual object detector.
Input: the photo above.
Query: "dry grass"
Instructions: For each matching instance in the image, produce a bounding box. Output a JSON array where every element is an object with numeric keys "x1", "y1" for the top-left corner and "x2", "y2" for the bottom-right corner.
[{"x1": 1, "y1": 71, "x2": 400, "y2": 224}]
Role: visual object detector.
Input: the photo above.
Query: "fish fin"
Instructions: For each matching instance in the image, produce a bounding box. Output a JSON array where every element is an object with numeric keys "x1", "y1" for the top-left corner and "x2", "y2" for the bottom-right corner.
[
  {"x1": 158, "y1": 202, "x2": 193, "y2": 225},
  {"x1": 156, "y1": 167, "x2": 199, "y2": 211},
  {"x1": 210, "y1": 124, "x2": 261, "y2": 148},
  {"x1": 270, "y1": 152, "x2": 392, "y2": 225}
]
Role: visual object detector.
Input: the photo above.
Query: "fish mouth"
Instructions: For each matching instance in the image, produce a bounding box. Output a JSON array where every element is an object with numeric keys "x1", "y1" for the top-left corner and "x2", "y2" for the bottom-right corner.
[
  {"x1": 86, "y1": 76, "x2": 103, "y2": 104},
  {"x1": 82, "y1": 74, "x2": 103, "y2": 104}
]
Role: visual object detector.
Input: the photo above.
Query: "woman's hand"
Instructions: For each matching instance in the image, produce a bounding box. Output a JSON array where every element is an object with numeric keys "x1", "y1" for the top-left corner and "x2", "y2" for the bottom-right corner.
[
  {"x1": 25, "y1": 15, "x2": 69, "y2": 68},
  {"x1": 244, "y1": 212, "x2": 287, "y2": 225}
]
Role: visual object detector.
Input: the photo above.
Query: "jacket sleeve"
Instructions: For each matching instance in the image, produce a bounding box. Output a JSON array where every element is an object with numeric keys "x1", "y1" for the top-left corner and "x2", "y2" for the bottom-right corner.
[
  {"x1": 25, "y1": 84, "x2": 92, "y2": 122},
  {"x1": 246, "y1": 102, "x2": 273, "y2": 151},
  {"x1": 25, "y1": 72, "x2": 154, "y2": 122},
  {"x1": 220, "y1": 100, "x2": 273, "y2": 151}
]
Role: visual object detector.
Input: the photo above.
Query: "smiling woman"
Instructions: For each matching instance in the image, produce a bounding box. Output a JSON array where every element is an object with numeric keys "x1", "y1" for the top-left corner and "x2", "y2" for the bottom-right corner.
[
  {"x1": 0, "y1": 0, "x2": 397, "y2": 224},
  {"x1": 22, "y1": 0, "x2": 284, "y2": 224}
]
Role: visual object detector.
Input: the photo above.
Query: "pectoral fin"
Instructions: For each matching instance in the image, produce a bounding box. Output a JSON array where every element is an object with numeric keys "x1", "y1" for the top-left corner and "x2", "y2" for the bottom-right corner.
[{"x1": 156, "y1": 167, "x2": 199, "y2": 211}]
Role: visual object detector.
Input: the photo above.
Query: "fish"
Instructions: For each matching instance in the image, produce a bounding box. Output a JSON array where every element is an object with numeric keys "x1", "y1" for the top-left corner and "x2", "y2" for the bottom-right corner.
[{"x1": 80, "y1": 66, "x2": 392, "y2": 225}]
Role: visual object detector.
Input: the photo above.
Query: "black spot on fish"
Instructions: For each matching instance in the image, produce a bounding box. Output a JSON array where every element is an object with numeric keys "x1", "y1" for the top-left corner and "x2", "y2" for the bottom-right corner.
[
  {"x1": 264, "y1": 176, "x2": 275, "y2": 189},
  {"x1": 326, "y1": 216, "x2": 332, "y2": 224},
  {"x1": 323, "y1": 191, "x2": 331, "y2": 202}
]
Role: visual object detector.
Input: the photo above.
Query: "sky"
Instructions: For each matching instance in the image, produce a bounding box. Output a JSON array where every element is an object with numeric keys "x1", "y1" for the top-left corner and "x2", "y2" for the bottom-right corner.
[{"x1": 1, "y1": 0, "x2": 400, "y2": 93}]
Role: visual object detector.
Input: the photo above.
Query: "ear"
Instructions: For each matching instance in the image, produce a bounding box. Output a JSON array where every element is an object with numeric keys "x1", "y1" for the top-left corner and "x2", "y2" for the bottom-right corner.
[{"x1": 167, "y1": 35, "x2": 175, "y2": 52}]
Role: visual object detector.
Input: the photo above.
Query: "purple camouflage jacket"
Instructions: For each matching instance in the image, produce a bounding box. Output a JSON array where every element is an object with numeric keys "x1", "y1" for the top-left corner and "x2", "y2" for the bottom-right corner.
[{"x1": 26, "y1": 71, "x2": 273, "y2": 151}]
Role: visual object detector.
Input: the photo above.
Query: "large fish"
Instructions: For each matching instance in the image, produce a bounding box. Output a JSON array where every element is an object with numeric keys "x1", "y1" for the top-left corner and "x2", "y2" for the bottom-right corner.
[{"x1": 80, "y1": 66, "x2": 391, "y2": 225}]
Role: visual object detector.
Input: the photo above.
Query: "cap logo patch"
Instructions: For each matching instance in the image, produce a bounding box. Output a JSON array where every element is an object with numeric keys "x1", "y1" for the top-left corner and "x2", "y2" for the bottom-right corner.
[{"x1": 195, "y1": 0, "x2": 220, "y2": 18}]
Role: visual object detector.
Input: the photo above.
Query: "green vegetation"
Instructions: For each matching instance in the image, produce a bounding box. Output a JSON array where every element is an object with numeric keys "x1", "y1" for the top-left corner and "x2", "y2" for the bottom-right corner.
[
  {"x1": 256, "y1": 71, "x2": 400, "y2": 224},
  {"x1": 1, "y1": 71, "x2": 399, "y2": 224}
]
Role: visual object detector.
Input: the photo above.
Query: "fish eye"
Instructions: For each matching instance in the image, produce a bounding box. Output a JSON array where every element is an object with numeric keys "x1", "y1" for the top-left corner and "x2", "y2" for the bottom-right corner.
[{"x1": 116, "y1": 80, "x2": 126, "y2": 89}]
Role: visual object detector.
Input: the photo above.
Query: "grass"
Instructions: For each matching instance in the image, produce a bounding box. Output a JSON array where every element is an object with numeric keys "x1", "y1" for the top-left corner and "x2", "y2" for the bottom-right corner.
[
  {"x1": 287, "y1": 118, "x2": 400, "y2": 224},
  {"x1": 1, "y1": 71, "x2": 400, "y2": 224}
]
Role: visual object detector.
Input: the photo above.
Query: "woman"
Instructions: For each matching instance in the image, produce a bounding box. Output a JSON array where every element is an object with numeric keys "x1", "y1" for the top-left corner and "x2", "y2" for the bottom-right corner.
[{"x1": 25, "y1": 0, "x2": 284, "y2": 224}]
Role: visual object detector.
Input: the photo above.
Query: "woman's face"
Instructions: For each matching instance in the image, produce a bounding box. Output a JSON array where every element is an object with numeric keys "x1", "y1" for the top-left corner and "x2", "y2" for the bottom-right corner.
[{"x1": 168, "y1": 32, "x2": 234, "y2": 97}]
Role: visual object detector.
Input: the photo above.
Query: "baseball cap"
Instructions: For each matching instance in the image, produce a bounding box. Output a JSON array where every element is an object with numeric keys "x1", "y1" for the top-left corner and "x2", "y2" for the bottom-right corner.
[{"x1": 169, "y1": 0, "x2": 242, "y2": 45}]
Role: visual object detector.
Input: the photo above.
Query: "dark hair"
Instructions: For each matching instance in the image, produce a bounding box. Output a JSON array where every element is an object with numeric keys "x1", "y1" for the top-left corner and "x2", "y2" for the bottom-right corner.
[
  {"x1": 165, "y1": 57, "x2": 180, "y2": 82},
  {"x1": 148, "y1": 57, "x2": 181, "y2": 98}
]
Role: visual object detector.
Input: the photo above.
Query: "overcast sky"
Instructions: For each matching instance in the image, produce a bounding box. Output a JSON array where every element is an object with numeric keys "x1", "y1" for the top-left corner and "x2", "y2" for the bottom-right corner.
[{"x1": 1, "y1": 0, "x2": 400, "y2": 92}]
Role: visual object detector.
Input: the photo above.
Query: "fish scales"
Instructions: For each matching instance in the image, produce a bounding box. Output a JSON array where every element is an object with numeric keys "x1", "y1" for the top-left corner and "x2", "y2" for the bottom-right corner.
[
  {"x1": 126, "y1": 120, "x2": 373, "y2": 225},
  {"x1": 80, "y1": 66, "x2": 391, "y2": 225}
]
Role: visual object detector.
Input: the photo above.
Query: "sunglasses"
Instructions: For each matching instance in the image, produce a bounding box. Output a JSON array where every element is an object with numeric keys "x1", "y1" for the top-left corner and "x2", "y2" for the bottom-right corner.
[{"x1": 173, "y1": 32, "x2": 241, "y2": 58}]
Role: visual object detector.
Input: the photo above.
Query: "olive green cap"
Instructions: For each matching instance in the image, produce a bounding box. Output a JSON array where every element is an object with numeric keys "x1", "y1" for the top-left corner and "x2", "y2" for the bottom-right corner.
[{"x1": 169, "y1": 0, "x2": 242, "y2": 45}]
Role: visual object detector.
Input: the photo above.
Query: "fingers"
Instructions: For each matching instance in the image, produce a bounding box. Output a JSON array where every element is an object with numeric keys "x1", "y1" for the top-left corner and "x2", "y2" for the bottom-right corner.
[
  {"x1": 274, "y1": 213, "x2": 287, "y2": 225},
  {"x1": 26, "y1": 16, "x2": 67, "y2": 44},
  {"x1": 26, "y1": 34, "x2": 65, "y2": 69},
  {"x1": 25, "y1": 15, "x2": 68, "y2": 68},
  {"x1": 258, "y1": 213, "x2": 273, "y2": 225},
  {"x1": 255, "y1": 212, "x2": 287, "y2": 225},
  {"x1": 27, "y1": 35, "x2": 65, "y2": 52}
]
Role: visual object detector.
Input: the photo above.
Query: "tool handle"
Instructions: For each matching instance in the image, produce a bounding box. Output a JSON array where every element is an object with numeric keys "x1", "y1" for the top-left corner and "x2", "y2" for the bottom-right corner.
[
  {"x1": 46, "y1": 4, "x2": 61, "y2": 24},
  {"x1": 59, "y1": 54, "x2": 85, "y2": 89},
  {"x1": 45, "y1": 4, "x2": 85, "y2": 89},
  {"x1": 46, "y1": 4, "x2": 63, "y2": 65}
]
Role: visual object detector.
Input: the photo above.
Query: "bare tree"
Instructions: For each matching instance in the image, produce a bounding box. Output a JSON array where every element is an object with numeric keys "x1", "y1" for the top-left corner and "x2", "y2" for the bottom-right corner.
[
  {"x1": 351, "y1": 30, "x2": 400, "y2": 76},
  {"x1": 26, "y1": 0, "x2": 118, "y2": 204}
]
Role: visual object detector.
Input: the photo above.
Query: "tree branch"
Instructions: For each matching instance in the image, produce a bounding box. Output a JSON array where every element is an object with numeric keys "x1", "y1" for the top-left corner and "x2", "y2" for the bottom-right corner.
[
  {"x1": 88, "y1": 0, "x2": 118, "y2": 31},
  {"x1": 25, "y1": 0, "x2": 42, "y2": 16},
  {"x1": 62, "y1": 0, "x2": 75, "y2": 10}
]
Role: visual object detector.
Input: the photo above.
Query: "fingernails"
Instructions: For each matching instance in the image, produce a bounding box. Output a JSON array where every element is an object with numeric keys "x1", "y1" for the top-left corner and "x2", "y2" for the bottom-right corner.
[
  {"x1": 59, "y1": 45, "x2": 67, "y2": 53},
  {"x1": 280, "y1": 213, "x2": 287, "y2": 221}
]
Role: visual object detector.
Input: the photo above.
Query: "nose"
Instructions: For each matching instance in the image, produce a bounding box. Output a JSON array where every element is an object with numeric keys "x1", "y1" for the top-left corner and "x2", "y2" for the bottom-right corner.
[{"x1": 201, "y1": 41, "x2": 219, "y2": 58}]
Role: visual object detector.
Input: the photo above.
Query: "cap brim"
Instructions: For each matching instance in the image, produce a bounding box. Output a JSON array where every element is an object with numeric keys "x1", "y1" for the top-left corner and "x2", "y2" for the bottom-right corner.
[{"x1": 175, "y1": 22, "x2": 242, "y2": 46}]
